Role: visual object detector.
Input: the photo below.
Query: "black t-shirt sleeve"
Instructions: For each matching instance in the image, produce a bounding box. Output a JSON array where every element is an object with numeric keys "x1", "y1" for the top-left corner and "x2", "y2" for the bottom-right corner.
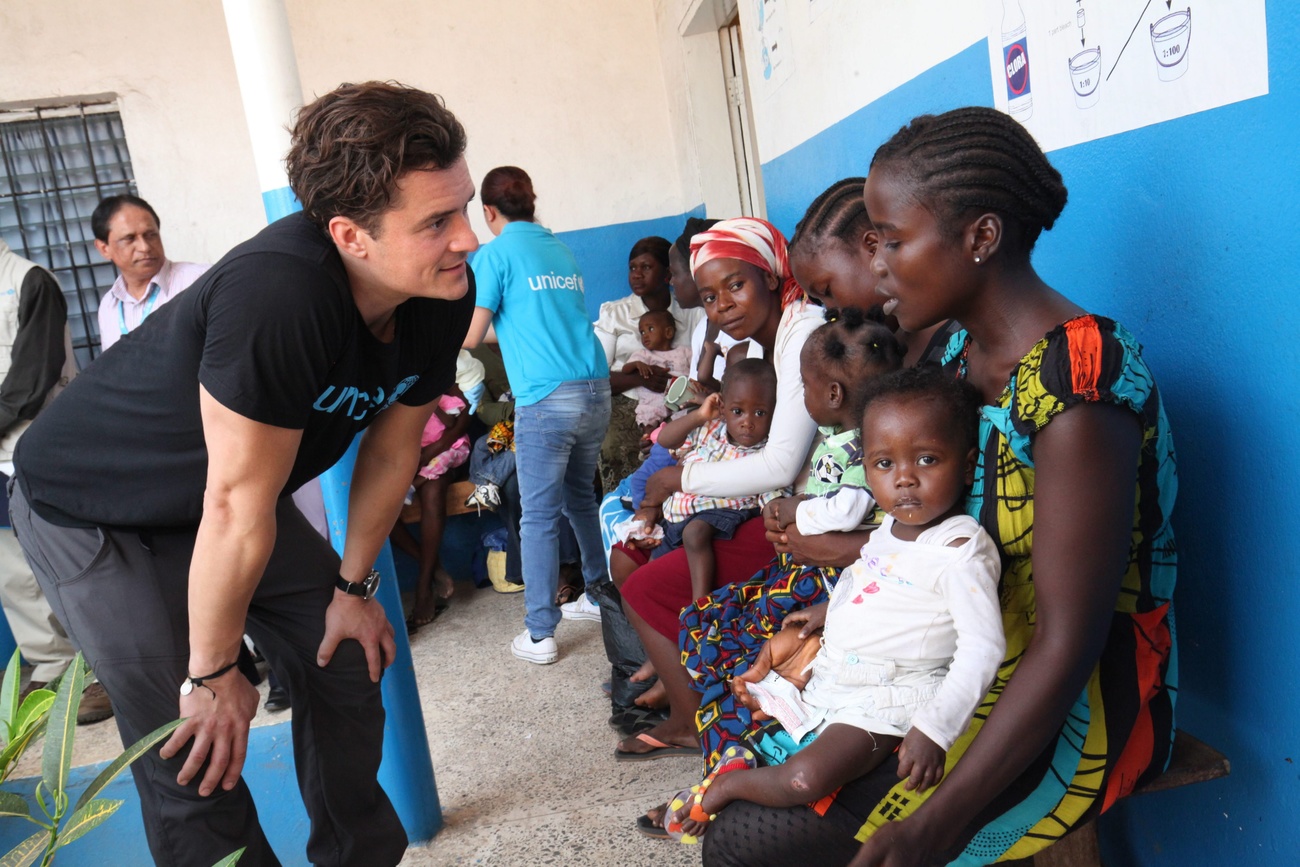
[{"x1": 197, "y1": 251, "x2": 348, "y2": 429}]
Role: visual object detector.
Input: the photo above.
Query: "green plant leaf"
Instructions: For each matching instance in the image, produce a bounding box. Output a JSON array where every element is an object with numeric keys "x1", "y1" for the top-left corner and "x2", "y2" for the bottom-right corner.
[
  {"x1": 0, "y1": 790, "x2": 30, "y2": 819},
  {"x1": 72, "y1": 717, "x2": 183, "y2": 814},
  {"x1": 12, "y1": 692, "x2": 55, "y2": 739},
  {"x1": 209, "y1": 847, "x2": 246, "y2": 867},
  {"x1": 0, "y1": 648, "x2": 22, "y2": 741},
  {"x1": 51, "y1": 798, "x2": 122, "y2": 850},
  {"x1": 0, "y1": 829, "x2": 49, "y2": 867},
  {"x1": 0, "y1": 718, "x2": 48, "y2": 784},
  {"x1": 40, "y1": 652, "x2": 84, "y2": 799}
]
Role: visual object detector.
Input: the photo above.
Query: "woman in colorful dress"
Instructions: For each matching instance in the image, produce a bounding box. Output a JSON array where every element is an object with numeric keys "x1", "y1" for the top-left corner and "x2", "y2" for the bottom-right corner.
[{"x1": 702, "y1": 106, "x2": 1177, "y2": 866}]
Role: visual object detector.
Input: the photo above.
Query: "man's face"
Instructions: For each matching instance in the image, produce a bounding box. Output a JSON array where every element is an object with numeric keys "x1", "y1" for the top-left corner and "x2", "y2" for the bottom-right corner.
[
  {"x1": 94, "y1": 204, "x2": 165, "y2": 289},
  {"x1": 357, "y1": 157, "x2": 479, "y2": 302}
]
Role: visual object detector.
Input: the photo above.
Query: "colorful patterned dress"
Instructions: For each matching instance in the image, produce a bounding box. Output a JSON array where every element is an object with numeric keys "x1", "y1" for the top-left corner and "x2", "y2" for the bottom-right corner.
[
  {"x1": 855, "y1": 315, "x2": 1178, "y2": 863},
  {"x1": 680, "y1": 426, "x2": 879, "y2": 772}
]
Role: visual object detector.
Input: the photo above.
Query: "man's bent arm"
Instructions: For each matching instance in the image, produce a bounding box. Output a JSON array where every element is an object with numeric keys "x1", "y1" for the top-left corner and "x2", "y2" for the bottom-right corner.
[{"x1": 188, "y1": 385, "x2": 301, "y2": 673}]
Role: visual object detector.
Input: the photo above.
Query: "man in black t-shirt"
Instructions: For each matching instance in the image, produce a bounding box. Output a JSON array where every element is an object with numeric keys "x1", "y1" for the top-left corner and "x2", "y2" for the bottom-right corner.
[{"x1": 10, "y1": 82, "x2": 479, "y2": 867}]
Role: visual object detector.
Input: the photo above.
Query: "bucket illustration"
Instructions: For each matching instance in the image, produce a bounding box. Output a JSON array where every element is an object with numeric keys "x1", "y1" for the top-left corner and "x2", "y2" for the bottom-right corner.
[
  {"x1": 1150, "y1": 8, "x2": 1191, "y2": 81},
  {"x1": 1068, "y1": 47, "x2": 1102, "y2": 108}
]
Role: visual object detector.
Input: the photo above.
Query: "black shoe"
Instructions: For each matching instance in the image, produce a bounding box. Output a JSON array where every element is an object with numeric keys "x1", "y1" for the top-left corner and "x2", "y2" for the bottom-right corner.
[{"x1": 264, "y1": 686, "x2": 290, "y2": 713}]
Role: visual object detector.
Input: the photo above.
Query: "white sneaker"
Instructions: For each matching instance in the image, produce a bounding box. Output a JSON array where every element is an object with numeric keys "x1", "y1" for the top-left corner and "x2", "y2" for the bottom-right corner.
[
  {"x1": 464, "y1": 482, "x2": 501, "y2": 513},
  {"x1": 560, "y1": 593, "x2": 602, "y2": 622},
  {"x1": 510, "y1": 630, "x2": 558, "y2": 664}
]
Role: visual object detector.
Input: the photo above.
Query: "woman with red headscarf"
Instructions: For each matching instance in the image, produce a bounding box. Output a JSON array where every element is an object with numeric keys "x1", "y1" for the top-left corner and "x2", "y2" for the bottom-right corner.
[{"x1": 614, "y1": 218, "x2": 824, "y2": 762}]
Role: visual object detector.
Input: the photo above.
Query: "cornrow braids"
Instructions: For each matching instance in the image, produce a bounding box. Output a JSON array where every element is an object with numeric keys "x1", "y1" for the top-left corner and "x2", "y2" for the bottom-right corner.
[
  {"x1": 806, "y1": 306, "x2": 905, "y2": 420},
  {"x1": 790, "y1": 177, "x2": 871, "y2": 256},
  {"x1": 870, "y1": 106, "x2": 1068, "y2": 254}
]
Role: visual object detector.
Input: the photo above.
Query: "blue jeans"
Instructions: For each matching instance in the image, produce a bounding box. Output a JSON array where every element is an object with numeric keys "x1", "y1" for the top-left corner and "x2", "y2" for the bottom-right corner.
[
  {"x1": 469, "y1": 435, "x2": 516, "y2": 488},
  {"x1": 515, "y1": 379, "x2": 612, "y2": 638}
]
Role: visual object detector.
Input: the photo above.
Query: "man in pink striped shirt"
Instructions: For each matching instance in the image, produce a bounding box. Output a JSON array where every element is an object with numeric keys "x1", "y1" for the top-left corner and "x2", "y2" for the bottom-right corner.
[{"x1": 92, "y1": 194, "x2": 207, "y2": 352}]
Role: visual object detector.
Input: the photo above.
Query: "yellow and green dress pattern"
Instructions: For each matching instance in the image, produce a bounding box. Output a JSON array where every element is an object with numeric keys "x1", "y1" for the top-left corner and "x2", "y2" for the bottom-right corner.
[{"x1": 856, "y1": 314, "x2": 1178, "y2": 863}]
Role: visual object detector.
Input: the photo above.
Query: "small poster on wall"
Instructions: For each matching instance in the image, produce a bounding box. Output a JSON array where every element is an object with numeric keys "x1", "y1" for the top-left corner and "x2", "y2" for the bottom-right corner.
[
  {"x1": 755, "y1": 0, "x2": 796, "y2": 97},
  {"x1": 985, "y1": 0, "x2": 1268, "y2": 151}
]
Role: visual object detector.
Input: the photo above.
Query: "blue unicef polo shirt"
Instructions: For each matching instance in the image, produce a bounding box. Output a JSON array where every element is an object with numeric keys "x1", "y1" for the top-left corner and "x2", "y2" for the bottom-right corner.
[{"x1": 472, "y1": 221, "x2": 607, "y2": 406}]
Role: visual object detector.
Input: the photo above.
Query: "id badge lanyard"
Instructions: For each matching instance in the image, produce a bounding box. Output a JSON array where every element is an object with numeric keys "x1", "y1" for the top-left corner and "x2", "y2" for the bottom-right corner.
[{"x1": 119, "y1": 283, "x2": 161, "y2": 335}]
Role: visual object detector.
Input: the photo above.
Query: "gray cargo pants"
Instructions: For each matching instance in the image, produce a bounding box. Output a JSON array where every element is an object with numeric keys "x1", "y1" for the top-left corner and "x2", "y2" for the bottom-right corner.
[{"x1": 8, "y1": 481, "x2": 406, "y2": 867}]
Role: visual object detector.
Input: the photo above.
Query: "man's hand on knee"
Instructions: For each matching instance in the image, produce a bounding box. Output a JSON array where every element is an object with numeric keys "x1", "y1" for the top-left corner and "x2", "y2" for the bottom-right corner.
[
  {"x1": 317, "y1": 590, "x2": 396, "y2": 682},
  {"x1": 160, "y1": 667, "x2": 260, "y2": 797}
]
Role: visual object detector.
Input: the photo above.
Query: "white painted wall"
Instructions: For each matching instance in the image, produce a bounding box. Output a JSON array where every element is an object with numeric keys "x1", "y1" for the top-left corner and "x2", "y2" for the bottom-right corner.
[
  {"x1": 1, "y1": 0, "x2": 701, "y2": 260},
  {"x1": 651, "y1": 0, "x2": 745, "y2": 219},
  {"x1": 284, "y1": 0, "x2": 689, "y2": 242},
  {"x1": 733, "y1": 0, "x2": 985, "y2": 162},
  {"x1": 0, "y1": 0, "x2": 266, "y2": 265}
]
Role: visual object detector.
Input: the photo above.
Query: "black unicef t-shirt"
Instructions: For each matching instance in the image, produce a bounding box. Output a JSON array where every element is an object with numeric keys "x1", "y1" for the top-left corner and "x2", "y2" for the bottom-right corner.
[{"x1": 16, "y1": 212, "x2": 474, "y2": 529}]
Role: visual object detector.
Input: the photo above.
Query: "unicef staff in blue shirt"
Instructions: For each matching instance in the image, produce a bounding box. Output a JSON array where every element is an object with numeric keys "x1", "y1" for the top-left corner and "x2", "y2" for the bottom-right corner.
[{"x1": 462, "y1": 166, "x2": 611, "y2": 666}]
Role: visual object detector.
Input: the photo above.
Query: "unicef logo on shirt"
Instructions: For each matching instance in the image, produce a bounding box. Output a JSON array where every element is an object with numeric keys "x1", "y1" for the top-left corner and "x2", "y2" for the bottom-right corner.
[
  {"x1": 527, "y1": 271, "x2": 584, "y2": 293},
  {"x1": 313, "y1": 375, "x2": 419, "y2": 420}
]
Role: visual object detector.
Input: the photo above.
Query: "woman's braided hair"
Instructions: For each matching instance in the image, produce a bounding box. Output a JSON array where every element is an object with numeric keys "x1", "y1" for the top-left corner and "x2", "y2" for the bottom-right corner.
[
  {"x1": 790, "y1": 177, "x2": 871, "y2": 256},
  {"x1": 870, "y1": 106, "x2": 1068, "y2": 254}
]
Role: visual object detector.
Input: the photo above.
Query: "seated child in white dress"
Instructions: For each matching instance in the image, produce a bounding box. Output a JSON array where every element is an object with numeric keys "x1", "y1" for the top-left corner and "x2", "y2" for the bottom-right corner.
[
  {"x1": 668, "y1": 365, "x2": 1005, "y2": 840},
  {"x1": 622, "y1": 309, "x2": 693, "y2": 429}
]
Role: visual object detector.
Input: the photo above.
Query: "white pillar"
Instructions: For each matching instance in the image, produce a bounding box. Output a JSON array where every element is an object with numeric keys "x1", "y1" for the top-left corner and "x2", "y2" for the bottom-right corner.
[{"x1": 222, "y1": 0, "x2": 303, "y2": 221}]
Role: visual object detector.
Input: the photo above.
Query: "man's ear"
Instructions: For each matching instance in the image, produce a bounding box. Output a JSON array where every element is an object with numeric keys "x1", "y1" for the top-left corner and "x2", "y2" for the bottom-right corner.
[
  {"x1": 482, "y1": 204, "x2": 499, "y2": 224},
  {"x1": 328, "y1": 216, "x2": 369, "y2": 260},
  {"x1": 93, "y1": 239, "x2": 111, "y2": 261}
]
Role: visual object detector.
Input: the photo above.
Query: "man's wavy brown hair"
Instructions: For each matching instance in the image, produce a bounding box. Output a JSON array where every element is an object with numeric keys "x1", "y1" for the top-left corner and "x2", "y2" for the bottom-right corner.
[{"x1": 285, "y1": 81, "x2": 467, "y2": 234}]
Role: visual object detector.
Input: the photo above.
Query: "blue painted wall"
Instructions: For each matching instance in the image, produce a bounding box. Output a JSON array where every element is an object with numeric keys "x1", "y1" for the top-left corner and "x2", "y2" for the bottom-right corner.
[
  {"x1": 759, "y1": 10, "x2": 1300, "y2": 865},
  {"x1": 555, "y1": 206, "x2": 705, "y2": 321}
]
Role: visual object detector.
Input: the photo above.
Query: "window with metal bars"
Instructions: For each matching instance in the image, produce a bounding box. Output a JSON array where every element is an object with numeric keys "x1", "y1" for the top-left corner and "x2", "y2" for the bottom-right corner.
[{"x1": 0, "y1": 99, "x2": 137, "y2": 366}]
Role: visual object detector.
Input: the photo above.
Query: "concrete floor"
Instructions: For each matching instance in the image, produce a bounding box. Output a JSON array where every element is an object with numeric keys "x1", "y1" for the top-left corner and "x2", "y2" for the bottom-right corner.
[{"x1": 14, "y1": 580, "x2": 704, "y2": 866}]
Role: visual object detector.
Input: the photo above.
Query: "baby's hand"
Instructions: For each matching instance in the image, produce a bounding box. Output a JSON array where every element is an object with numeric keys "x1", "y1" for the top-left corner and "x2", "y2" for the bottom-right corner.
[
  {"x1": 697, "y1": 392, "x2": 723, "y2": 420},
  {"x1": 631, "y1": 361, "x2": 654, "y2": 378},
  {"x1": 896, "y1": 729, "x2": 946, "y2": 793},
  {"x1": 781, "y1": 601, "x2": 828, "y2": 639}
]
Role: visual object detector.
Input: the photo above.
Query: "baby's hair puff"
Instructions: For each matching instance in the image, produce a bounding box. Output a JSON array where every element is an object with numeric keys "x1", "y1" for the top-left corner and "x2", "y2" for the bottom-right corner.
[{"x1": 807, "y1": 307, "x2": 904, "y2": 376}]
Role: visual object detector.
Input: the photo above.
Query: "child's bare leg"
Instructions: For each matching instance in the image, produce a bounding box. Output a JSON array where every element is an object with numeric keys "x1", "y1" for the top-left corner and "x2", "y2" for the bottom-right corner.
[
  {"x1": 389, "y1": 518, "x2": 422, "y2": 562},
  {"x1": 683, "y1": 724, "x2": 901, "y2": 837},
  {"x1": 411, "y1": 475, "x2": 452, "y2": 625},
  {"x1": 610, "y1": 546, "x2": 641, "y2": 589},
  {"x1": 681, "y1": 519, "x2": 718, "y2": 602}
]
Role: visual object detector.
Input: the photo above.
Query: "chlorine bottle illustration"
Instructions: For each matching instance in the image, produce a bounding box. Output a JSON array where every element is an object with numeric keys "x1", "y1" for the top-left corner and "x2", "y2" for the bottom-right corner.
[{"x1": 1002, "y1": 0, "x2": 1033, "y2": 120}]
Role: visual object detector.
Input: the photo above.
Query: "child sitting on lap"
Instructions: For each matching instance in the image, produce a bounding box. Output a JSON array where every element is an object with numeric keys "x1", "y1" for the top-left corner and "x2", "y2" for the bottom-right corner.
[
  {"x1": 668, "y1": 365, "x2": 1005, "y2": 841},
  {"x1": 623, "y1": 309, "x2": 693, "y2": 430},
  {"x1": 634, "y1": 358, "x2": 788, "y2": 601}
]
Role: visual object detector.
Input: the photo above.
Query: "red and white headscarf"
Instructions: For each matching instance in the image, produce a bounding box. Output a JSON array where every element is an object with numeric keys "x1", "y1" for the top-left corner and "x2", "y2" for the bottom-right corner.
[{"x1": 688, "y1": 217, "x2": 806, "y2": 310}]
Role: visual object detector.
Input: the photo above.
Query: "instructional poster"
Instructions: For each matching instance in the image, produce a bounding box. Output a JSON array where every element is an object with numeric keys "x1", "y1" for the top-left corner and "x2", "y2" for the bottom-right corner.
[
  {"x1": 755, "y1": 0, "x2": 795, "y2": 97},
  {"x1": 986, "y1": 0, "x2": 1269, "y2": 151}
]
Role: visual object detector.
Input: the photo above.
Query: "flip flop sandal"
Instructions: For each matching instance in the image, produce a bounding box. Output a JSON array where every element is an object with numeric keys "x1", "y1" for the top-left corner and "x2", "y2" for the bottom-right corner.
[
  {"x1": 664, "y1": 746, "x2": 758, "y2": 844},
  {"x1": 405, "y1": 601, "x2": 450, "y2": 634},
  {"x1": 634, "y1": 806, "x2": 670, "y2": 840},
  {"x1": 608, "y1": 706, "x2": 668, "y2": 737},
  {"x1": 614, "y1": 732, "x2": 697, "y2": 762}
]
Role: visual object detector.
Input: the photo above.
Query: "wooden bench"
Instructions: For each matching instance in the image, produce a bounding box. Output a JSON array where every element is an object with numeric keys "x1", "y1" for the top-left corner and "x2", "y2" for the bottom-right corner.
[
  {"x1": 1022, "y1": 730, "x2": 1229, "y2": 866},
  {"x1": 397, "y1": 480, "x2": 483, "y2": 524}
]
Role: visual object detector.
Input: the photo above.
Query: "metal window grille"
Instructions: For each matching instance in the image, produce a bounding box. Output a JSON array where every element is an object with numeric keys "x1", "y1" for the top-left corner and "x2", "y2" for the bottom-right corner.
[{"x1": 0, "y1": 99, "x2": 137, "y2": 366}]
